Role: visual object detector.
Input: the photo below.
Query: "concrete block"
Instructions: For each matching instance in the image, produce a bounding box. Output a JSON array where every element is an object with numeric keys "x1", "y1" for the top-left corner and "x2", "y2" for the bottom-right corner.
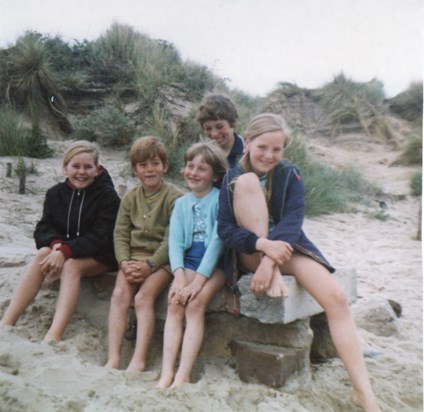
[
  {"x1": 230, "y1": 339, "x2": 308, "y2": 387},
  {"x1": 237, "y1": 267, "x2": 357, "y2": 324}
]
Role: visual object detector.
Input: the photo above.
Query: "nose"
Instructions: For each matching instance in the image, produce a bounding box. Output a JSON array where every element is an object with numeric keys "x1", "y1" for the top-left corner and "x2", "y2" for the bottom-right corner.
[{"x1": 209, "y1": 128, "x2": 220, "y2": 139}]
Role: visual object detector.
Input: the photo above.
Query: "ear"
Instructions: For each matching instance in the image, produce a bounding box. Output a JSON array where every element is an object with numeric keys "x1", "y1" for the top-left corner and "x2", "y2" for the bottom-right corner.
[
  {"x1": 244, "y1": 140, "x2": 250, "y2": 154},
  {"x1": 163, "y1": 162, "x2": 169, "y2": 174}
]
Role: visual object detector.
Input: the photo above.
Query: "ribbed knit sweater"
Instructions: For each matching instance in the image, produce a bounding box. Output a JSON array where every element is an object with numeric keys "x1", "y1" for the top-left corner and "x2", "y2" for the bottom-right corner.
[{"x1": 113, "y1": 181, "x2": 183, "y2": 269}]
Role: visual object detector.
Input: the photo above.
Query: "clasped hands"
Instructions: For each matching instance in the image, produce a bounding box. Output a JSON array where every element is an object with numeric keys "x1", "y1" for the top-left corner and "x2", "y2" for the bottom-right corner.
[{"x1": 121, "y1": 260, "x2": 151, "y2": 284}]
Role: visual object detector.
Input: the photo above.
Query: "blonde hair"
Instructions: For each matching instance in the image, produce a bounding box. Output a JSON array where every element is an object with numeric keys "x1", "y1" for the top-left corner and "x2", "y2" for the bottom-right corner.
[
  {"x1": 240, "y1": 113, "x2": 291, "y2": 202},
  {"x1": 63, "y1": 140, "x2": 99, "y2": 168},
  {"x1": 129, "y1": 136, "x2": 168, "y2": 169},
  {"x1": 184, "y1": 140, "x2": 228, "y2": 188}
]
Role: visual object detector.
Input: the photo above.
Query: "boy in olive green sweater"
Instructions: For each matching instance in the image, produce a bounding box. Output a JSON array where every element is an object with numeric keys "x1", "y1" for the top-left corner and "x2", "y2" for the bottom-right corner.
[{"x1": 106, "y1": 136, "x2": 183, "y2": 371}]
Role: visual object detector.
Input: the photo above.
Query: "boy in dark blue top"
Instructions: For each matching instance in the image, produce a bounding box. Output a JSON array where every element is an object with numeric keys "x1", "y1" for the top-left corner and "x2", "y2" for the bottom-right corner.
[{"x1": 196, "y1": 93, "x2": 244, "y2": 168}]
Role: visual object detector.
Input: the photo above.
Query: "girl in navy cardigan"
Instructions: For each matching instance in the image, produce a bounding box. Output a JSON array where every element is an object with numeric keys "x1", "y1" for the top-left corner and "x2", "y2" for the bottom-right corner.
[
  {"x1": 157, "y1": 141, "x2": 227, "y2": 388},
  {"x1": 218, "y1": 114, "x2": 380, "y2": 412}
]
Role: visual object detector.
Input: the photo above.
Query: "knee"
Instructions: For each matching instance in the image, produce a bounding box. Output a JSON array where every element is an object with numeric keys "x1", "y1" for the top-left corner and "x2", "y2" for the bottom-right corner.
[
  {"x1": 167, "y1": 300, "x2": 185, "y2": 318},
  {"x1": 133, "y1": 289, "x2": 155, "y2": 311},
  {"x1": 326, "y1": 286, "x2": 350, "y2": 314},
  {"x1": 185, "y1": 298, "x2": 206, "y2": 319},
  {"x1": 61, "y1": 259, "x2": 82, "y2": 279},
  {"x1": 111, "y1": 286, "x2": 131, "y2": 307},
  {"x1": 235, "y1": 173, "x2": 260, "y2": 192}
]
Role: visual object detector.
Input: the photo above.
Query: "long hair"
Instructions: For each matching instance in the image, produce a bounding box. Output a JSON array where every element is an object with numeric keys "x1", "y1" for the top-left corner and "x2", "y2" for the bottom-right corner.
[{"x1": 239, "y1": 113, "x2": 291, "y2": 202}]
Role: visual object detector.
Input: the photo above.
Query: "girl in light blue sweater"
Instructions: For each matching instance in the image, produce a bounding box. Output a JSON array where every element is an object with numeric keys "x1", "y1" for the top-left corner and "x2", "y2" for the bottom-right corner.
[{"x1": 158, "y1": 141, "x2": 227, "y2": 388}]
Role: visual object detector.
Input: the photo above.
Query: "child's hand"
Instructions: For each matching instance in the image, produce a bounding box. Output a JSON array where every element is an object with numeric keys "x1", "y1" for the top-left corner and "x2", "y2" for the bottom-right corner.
[
  {"x1": 256, "y1": 238, "x2": 293, "y2": 266},
  {"x1": 168, "y1": 269, "x2": 187, "y2": 303},
  {"x1": 250, "y1": 256, "x2": 274, "y2": 296},
  {"x1": 121, "y1": 260, "x2": 147, "y2": 284},
  {"x1": 40, "y1": 250, "x2": 65, "y2": 280},
  {"x1": 176, "y1": 274, "x2": 207, "y2": 305}
]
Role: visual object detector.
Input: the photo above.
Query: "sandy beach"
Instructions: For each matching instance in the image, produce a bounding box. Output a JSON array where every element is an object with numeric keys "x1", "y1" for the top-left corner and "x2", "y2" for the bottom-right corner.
[{"x1": 0, "y1": 134, "x2": 422, "y2": 412}]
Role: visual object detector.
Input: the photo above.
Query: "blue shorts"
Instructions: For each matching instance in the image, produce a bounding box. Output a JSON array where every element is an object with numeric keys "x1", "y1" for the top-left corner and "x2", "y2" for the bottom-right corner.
[{"x1": 184, "y1": 242, "x2": 224, "y2": 272}]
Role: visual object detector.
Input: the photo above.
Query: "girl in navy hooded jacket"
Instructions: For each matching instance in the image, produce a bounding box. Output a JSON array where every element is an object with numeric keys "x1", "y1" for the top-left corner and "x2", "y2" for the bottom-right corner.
[
  {"x1": 0, "y1": 141, "x2": 120, "y2": 342},
  {"x1": 218, "y1": 114, "x2": 380, "y2": 412}
]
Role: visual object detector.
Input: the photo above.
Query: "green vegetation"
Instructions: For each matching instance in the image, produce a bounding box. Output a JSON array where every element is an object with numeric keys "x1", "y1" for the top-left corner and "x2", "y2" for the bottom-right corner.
[
  {"x1": 411, "y1": 171, "x2": 422, "y2": 197},
  {"x1": 389, "y1": 82, "x2": 423, "y2": 125},
  {"x1": 75, "y1": 104, "x2": 136, "y2": 147},
  {"x1": 392, "y1": 134, "x2": 422, "y2": 166},
  {"x1": 0, "y1": 106, "x2": 28, "y2": 156},
  {"x1": 284, "y1": 134, "x2": 381, "y2": 217},
  {"x1": 319, "y1": 73, "x2": 393, "y2": 139},
  {"x1": 0, "y1": 24, "x2": 419, "y2": 217}
]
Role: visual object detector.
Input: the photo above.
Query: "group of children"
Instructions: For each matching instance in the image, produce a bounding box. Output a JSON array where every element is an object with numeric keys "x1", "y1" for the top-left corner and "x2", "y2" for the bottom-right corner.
[{"x1": 0, "y1": 94, "x2": 381, "y2": 411}]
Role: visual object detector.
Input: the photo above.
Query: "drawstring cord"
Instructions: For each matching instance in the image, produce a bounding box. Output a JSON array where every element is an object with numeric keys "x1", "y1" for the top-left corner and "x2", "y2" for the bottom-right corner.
[
  {"x1": 66, "y1": 191, "x2": 75, "y2": 239},
  {"x1": 76, "y1": 191, "x2": 85, "y2": 237},
  {"x1": 66, "y1": 190, "x2": 85, "y2": 238}
]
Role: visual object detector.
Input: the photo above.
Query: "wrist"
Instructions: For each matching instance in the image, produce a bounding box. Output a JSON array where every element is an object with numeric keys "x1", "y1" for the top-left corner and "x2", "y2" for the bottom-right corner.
[{"x1": 146, "y1": 259, "x2": 156, "y2": 273}]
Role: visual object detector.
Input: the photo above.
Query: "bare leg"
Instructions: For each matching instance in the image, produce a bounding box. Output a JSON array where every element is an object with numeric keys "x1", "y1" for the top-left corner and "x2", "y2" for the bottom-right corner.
[
  {"x1": 0, "y1": 248, "x2": 51, "y2": 326},
  {"x1": 43, "y1": 258, "x2": 110, "y2": 342},
  {"x1": 157, "y1": 297, "x2": 186, "y2": 388},
  {"x1": 126, "y1": 269, "x2": 171, "y2": 372},
  {"x1": 105, "y1": 270, "x2": 138, "y2": 369},
  {"x1": 282, "y1": 254, "x2": 380, "y2": 412},
  {"x1": 233, "y1": 173, "x2": 268, "y2": 271},
  {"x1": 171, "y1": 269, "x2": 226, "y2": 388},
  {"x1": 233, "y1": 173, "x2": 288, "y2": 297}
]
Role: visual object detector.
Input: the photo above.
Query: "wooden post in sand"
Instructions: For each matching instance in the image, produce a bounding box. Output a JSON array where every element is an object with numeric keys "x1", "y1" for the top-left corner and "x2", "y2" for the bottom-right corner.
[
  {"x1": 18, "y1": 170, "x2": 26, "y2": 194},
  {"x1": 6, "y1": 162, "x2": 12, "y2": 177}
]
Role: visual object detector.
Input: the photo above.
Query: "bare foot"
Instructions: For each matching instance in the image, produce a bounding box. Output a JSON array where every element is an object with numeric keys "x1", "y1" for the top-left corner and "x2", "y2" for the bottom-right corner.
[
  {"x1": 126, "y1": 360, "x2": 146, "y2": 373},
  {"x1": 170, "y1": 377, "x2": 189, "y2": 388},
  {"x1": 352, "y1": 390, "x2": 381, "y2": 412},
  {"x1": 266, "y1": 272, "x2": 289, "y2": 298},
  {"x1": 42, "y1": 335, "x2": 59, "y2": 345},
  {"x1": 104, "y1": 358, "x2": 120, "y2": 369},
  {"x1": 157, "y1": 374, "x2": 174, "y2": 388}
]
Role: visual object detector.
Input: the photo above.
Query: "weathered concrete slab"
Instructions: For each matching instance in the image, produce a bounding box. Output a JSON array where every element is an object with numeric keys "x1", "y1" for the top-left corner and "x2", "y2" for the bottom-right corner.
[
  {"x1": 237, "y1": 268, "x2": 357, "y2": 324},
  {"x1": 230, "y1": 340, "x2": 308, "y2": 387},
  {"x1": 77, "y1": 267, "x2": 357, "y2": 329}
]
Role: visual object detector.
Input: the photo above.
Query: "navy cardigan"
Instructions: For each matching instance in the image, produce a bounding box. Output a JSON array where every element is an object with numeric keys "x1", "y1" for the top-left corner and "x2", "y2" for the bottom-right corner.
[{"x1": 218, "y1": 161, "x2": 335, "y2": 287}]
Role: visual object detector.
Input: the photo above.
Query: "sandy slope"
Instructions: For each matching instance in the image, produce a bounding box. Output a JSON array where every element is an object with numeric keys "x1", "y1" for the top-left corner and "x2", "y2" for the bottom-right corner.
[{"x1": 0, "y1": 135, "x2": 422, "y2": 412}]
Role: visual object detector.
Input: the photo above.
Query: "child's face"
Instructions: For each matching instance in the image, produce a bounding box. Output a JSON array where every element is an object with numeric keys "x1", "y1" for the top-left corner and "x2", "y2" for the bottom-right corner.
[
  {"x1": 246, "y1": 131, "x2": 285, "y2": 176},
  {"x1": 133, "y1": 156, "x2": 168, "y2": 195},
  {"x1": 63, "y1": 153, "x2": 99, "y2": 190},
  {"x1": 183, "y1": 154, "x2": 215, "y2": 198},
  {"x1": 202, "y1": 120, "x2": 234, "y2": 151}
]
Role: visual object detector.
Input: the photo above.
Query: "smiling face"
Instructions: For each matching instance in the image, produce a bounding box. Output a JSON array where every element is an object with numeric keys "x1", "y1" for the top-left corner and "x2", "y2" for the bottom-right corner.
[
  {"x1": 183, "y1": 154, "x2": 215, "y2": 198},
  {"x1": 133, "y1": 156, "x2": 168, "y2": 196},
  {"x1": 202, "y1": 119, "x2": 235, "y2": 153},
  {"x1": 246, "y1": 130, "x2": 285, "y2": 176},
  {"x1": 63, "y1": 152, "x2": 99, "y2": 190}
]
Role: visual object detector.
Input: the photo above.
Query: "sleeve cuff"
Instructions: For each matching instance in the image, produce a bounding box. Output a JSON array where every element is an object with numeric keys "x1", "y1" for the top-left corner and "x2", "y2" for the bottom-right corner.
[
  {"x1": 246, "y1": 233, "x2": 259, "y2": 254},
  {"x1": 59, "y1": 244, "x2": 73, "y2": 260}
]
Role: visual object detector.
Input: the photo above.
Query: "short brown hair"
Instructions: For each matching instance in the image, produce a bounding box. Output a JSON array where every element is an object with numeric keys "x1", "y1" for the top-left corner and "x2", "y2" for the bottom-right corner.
[
  {"x1": 129, "y1": 136, "x2": 168, "y2": 168},
  {"x1": 196, "y1": 93, "x2": 238, "y2": 128}
]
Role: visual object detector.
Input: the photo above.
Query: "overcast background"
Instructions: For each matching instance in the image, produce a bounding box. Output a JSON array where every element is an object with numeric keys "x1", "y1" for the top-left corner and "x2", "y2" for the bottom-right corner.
[{"x1": 0, "y1": 0, "x2": 422, "y2": 97}]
